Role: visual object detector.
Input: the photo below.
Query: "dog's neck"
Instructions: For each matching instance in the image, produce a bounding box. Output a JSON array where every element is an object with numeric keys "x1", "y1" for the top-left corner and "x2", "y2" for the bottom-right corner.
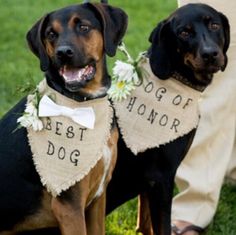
[
  {"x1": 172, "y1": 71, "x2": 206, "y2": 92},
  {"x1": 45, "y1": 57, "x2": 110, "y2": 102}
]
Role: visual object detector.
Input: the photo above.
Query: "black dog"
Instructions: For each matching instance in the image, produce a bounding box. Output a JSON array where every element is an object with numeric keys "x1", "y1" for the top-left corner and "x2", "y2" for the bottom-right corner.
[
  {"x1": 0, "y1": 2, "x2": 127, "y2": 235},
  {"x1": 106, "y1": 3, "x2": 230, "y2": 235}
]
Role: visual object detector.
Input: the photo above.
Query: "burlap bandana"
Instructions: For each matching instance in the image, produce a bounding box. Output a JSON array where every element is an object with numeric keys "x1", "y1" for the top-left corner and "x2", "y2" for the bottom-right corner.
[
  {"x1": 114, "y1": 61, "x2": 202, "y2": 155},
  {"x1": 28, "y1": 80, "x2": 113, "y2": 196}
]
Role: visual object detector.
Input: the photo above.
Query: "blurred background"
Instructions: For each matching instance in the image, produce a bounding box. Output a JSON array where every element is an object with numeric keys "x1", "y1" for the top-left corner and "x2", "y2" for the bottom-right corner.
[{"x1": 0, "y1": 1, "x2": 235, "y2": 234}]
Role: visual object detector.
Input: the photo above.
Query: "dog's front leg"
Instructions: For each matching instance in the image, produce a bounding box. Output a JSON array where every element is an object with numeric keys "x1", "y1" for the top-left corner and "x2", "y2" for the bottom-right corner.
[
  {"x1": 51, "y1": 197, "x2": 87, "y2": 235},
  {"x1": 85, "y1": 193, "x2": 106, "y2": 235},
  {"x1": 136, "y1": 193, "x2": 154, "y2": 235}
]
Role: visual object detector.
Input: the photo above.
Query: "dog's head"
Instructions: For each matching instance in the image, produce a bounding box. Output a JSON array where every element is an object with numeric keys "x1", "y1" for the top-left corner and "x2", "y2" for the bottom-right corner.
[
  {"x1": 149, "y1": 3, "x2": 230, "y2": 86},
  {"x1": 26, "y1": 3, "x2": 128, "y2": 98}
]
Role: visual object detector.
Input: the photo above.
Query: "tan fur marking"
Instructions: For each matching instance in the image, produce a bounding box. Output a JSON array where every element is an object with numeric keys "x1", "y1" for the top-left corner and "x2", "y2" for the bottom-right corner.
[
  {"x1": 83, "y1": 30, "x2": 104, "y2": 62},
  {"x1": 105, "y1": 127, "x2": 119, "y2": 183},
  {"x1": 184, "y1": 52, "x2": 196, "y2": 67},
  {"x1": 44, "y1": 40, "x2": 54, "y2": 58},
  {"x1": 52, "y1": 20, "x2": 63, "y2": 33},
  {"x1": 0, "y1": 232, "x2": 16, "y2": 235},
  {"x1": 68, "y1": 14, "x2": 91, "y2": 29},
  {"x1": 80, "y1": 30, "x2": 105, "y2": 95},
  {"x1": 136, "y1": 193, "x2": 154, "y2": 235}
]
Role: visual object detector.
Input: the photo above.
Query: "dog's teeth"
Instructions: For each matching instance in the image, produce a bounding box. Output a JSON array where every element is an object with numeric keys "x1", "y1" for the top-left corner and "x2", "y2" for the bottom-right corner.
[
  {"x1": 61, "y1": 65, "x2": 94, "y2": 83},
  {"x1": 77, "y1": 68, "x2": 85, "y2": 81},
  {"x1": 77, "y1": 71, "x2": 82, "y2": 80}
]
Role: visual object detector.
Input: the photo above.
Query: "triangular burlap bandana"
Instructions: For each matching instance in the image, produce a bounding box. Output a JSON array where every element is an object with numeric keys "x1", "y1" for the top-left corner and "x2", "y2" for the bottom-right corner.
[
  {"x1": 28, "y1": 80, "x2": 113, "y2": 196},
  {"x1": 114, "y1": 61, "x2": 201, "y2": 155}
]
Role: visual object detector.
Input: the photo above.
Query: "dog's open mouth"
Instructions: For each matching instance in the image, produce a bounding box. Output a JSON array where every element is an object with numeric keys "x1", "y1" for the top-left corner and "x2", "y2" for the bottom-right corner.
[{"x1": 59, "y1": 64, "x2": 96, "y2": 91}]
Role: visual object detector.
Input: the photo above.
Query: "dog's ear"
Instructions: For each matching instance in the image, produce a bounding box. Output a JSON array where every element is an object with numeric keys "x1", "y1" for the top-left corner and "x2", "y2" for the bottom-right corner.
[
  {"x1": 87, "y1": 3, "x2": 128, "y2": 57},
  {"x1": 219, "y1": 12, "x2": 230, "y2": 54},
  {"x1": 26, "y1": 14, "x2": 50, "y2": 72},
  {"x1": 219, "y1": 12, "x2": 230, "y2": 71},
  {"x1": 148, "y1": 20, "x2": 175, "y2": 80}
]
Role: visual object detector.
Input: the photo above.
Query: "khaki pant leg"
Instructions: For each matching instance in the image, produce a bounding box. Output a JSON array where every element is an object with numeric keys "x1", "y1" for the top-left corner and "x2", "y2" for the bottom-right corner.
[{"x1": 226, "y1": 137, "x2": 236, "y2": 181}]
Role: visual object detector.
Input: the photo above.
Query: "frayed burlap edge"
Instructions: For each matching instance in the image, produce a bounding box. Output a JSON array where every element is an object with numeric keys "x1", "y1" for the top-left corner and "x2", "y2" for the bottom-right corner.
[
  {"x1": 27, "y1": 80, "x2": 114, "y2": 197},
  {"x1": 114, "y1": 61, "x2": 201, "y2": 155},
  {"x1": 116, "y1": 111, "x2": 199, "y2": 155}
]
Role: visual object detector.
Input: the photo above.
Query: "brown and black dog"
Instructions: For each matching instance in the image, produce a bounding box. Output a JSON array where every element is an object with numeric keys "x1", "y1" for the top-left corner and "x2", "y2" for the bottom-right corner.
[
  {"x1": 0, "y1": 2, "x2": 127, "y2": 235},
  {"x1": 106, "y1": 3, "x2": 230, "y2": 235}
]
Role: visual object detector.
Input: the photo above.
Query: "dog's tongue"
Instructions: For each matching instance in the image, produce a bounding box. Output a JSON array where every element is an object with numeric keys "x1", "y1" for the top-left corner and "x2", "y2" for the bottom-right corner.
[{"x1": 60, "y1": 65, "x2": 94, "y2": 83}]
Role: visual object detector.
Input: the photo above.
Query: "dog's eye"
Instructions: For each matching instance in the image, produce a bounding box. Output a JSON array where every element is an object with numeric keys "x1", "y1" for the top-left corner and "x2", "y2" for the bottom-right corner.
[
  {"x1": 46, "y1": 31, "x2": 57, "y2": 42},
  {"x1": 209, "y1": 23, "x2": 220, "y2": 31},
  {"x1": 78, "y1": 25, "x2": 90, "y2": 33},
  {"x1": 179, "y1": 30, "x2": 190, "y2": 39}
]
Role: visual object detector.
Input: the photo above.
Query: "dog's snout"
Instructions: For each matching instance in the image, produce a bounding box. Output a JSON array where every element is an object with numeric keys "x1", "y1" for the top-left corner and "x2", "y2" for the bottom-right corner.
[
  {"x1": 56, "y1": 46, "x2": 74, "y2": 59},
  {"x1": 201, "y1": 47, "x2": 219, "y2": 62}
]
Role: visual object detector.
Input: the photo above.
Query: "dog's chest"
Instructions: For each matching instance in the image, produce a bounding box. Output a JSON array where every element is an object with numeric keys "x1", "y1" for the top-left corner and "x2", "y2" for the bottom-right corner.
[
  {"x1": 26, "y1": 81, "x2": 113, "y2": 197},
  {"x1": 85, "y1": 144, "x2": 113, "y2": 206},
  {"x1": 114, "y1": 62, "x2": 201, "y2": 154},
  {"x1": 95, "y1": 144, "x2": 112, "y2": 198}
]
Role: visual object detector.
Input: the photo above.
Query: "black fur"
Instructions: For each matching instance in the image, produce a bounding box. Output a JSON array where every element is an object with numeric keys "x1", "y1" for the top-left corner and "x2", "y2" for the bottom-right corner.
[{"x1": 0, "y1": 98, "x2": 43, "y2": 231}]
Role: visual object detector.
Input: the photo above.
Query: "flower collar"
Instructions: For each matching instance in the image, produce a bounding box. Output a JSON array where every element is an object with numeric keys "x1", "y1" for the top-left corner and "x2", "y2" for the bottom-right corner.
[
  {"x1": 108, "y1": 43, "x2": 146, "y2": 101},
  {"x1": 17, "y1": 81, "x2": 46, "y2": 131}
]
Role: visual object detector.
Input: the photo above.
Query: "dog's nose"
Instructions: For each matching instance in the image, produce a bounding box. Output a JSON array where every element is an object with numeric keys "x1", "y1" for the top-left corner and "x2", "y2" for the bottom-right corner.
[
  {"x1": 56, "y1": 46, "x2": 74, "y2": 59},
  {"x1": 201, "y1": 47, "x2": 219, "y2": 62}
]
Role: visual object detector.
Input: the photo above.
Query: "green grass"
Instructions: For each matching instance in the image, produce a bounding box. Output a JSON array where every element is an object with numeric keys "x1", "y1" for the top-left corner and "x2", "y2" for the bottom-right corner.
[{"x1": 0, "y1": 1, "x2": 236, "y2": 234}]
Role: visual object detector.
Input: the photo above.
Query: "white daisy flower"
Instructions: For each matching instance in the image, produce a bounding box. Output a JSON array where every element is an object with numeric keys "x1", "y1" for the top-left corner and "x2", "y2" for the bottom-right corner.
[
  {"x1": 17, "y1": 114, "x2": 43, "y2": 131},
  {"x1": 108, "y1": 80, "x2": 135, "y2": 102},
  {"x1": 113, "y1": 60, "x2": 139, "y2": 84},
  {"x1": 113, "y1": 61, "x2": 134, "y2": 82},
  {"x1": 109, "y1": 42, "x2": 147, "y2": 101},
  {"x1": 31, "y1": 117, "x2": 44, "y2": 131},
  {"x1": 17, "y1": 115, "x2": 33, "y2": 128},
  {"x1": 25, "y1": 101, "x2": 38, "y2": 116},
  {"x1": 17, "y1": 88, "x2": 43, "y2": 132}
]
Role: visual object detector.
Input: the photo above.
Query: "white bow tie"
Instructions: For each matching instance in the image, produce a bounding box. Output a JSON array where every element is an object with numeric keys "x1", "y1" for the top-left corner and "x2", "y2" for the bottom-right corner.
[{"x1": 38, "y1": 95, "x2": 95, "y2": 129}]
